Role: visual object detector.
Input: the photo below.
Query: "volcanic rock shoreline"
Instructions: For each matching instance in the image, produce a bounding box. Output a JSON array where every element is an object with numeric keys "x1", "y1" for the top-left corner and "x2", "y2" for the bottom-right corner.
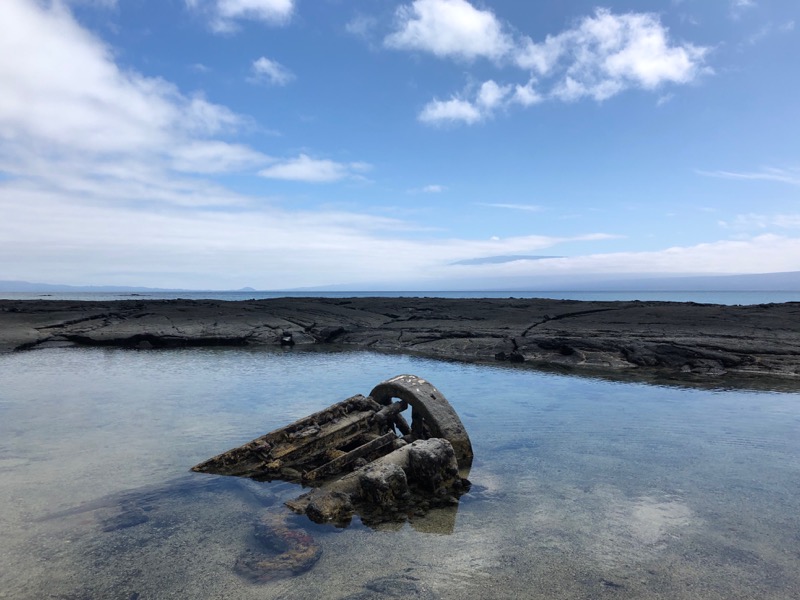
[{"x1": 1, "y1": 297, "x2": 799, "y2": 387}]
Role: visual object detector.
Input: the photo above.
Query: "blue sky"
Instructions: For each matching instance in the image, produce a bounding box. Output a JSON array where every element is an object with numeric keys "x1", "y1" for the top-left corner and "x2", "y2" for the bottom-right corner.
[{"x1": 1, "y1": 0, "x2": 798, "y2": 289}]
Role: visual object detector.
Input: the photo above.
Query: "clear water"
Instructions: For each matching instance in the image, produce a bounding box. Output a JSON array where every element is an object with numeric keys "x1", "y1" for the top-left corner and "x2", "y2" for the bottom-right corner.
[
  {"x1": 2, "y1": 290, "x2": 800, "y2": 305},
  {"x1": 1, "y1": 347, "x2": 799, "y2": 599}
]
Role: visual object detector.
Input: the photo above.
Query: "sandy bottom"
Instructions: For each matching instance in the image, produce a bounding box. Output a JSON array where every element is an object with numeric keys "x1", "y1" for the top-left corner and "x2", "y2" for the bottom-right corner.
[{"x1": 4, "y1": 468, "x2": 796, "y2": 600}]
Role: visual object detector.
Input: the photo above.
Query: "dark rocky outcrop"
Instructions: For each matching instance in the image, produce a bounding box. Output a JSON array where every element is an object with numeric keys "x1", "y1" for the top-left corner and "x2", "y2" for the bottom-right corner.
[{"x1": 2, "y1": 297, "x2": 800, "y2": 385}]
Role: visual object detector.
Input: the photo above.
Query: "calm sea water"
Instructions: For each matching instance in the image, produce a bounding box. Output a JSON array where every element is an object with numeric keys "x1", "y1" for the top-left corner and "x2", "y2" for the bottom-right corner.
[
  {"x1": 2, "y1": 290, "x2": 800, "y2": 304},
  {"x1": 1, "y1": 347, "x2": 799, "y2": 599}
]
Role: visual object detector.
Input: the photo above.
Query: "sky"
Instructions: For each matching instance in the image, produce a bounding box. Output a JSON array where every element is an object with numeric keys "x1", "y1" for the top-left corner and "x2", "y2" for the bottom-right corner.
[{"x1": 1, "y1": 0, "x2": 799, "y2": 290}]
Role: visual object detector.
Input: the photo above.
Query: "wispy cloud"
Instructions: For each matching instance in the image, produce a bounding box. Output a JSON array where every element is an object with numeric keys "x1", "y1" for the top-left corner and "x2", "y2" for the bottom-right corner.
[
  {"x1": 697, "y1": 167, "x2": 800, "y2": 186},
  {"x1": 346, "y1": 14, "x2": 379, "y2": 40},
  {"x1": 387, "y1": 3, "x2": 711, "y2": 125},
  {"x1": 451, "y1": 255, "x2": 560, "y2": 265},
  {"x1": 657, "y1": 93, "x2": 675, "y2": 106},
  {"x1": 408, "y1": 184, "x2": 447, "y2": 193},
  {"x1": 258, "y1": 154, "x2": 371, "y2": 183},
  {"x1": 730, "y1": 0, "x2": 757, "y2": 19},
  {"x1": 170, "y1": 141, "x2": 270, "y2": 174},
  {"x1": 742, "y1": 19, "x2": 795, "y2": 46},
  {"x1": 477, "y1": 203, "x2": 544, "y2": 212},
  {"x1": 185, "y1": 0, "x2": 294, "y2": 33},
  {"x1": 66, "y1": 0, "x2": 119, "y2": 8},
  {"x1": 250, "y1": 56, "x2": 295, "y2": 85},
  {"x1": 719, "y1": 213, "x2": 800, "y2": 230}
]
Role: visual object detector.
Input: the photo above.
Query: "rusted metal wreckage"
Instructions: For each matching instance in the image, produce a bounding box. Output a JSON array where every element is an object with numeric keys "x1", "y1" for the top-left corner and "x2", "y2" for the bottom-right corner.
[{"x1": 192, "y1": 375, "x2": 474, "y2": 528}]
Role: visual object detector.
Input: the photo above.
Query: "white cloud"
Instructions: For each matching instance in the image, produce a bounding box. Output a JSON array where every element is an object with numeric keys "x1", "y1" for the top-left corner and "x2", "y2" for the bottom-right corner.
[
  {"x1": 419, "y1": 79, "x2": 512, "y2": 124},
  {"x1": 512, "y1": 79, "x2": 544, "y2": 106},
  {"x1": 476, "y1": 80, "x2": 511, "y2": 109},
  {"x1": 258, "y1": 154, "x2": 371, "y2": 183},
  {"x1": 250, "y1": 56, "x2": 294, "y2": 85},
  {"x1": 515, "y1": 35, "x2": 564, "y2": 75},
  {"x1": 521, "y1": 9, "x2": 710, "y2": 102},
  {"x1": 0, "y1": 0, "x2": 276, "y2": 204},
  {"x1": 419, "y1": 97, "x2": 483, "y2": 125},
  {"x1": 697, "y1": 167, "x2": 800, "y2": 186},
  {"x1": 186, "y1": 0, "x2": 294, "y2": 33},
  {"x1": 406, "y1": 6, "x2": 710, "y2": 125},
  {"x1": 385, "y1": 0, "x2": 512, "y2": 61},
  {"x1": 183, "y1": 95, "x2": 245, "y2": 135},
  {"x1": 0, "y1": 1, "x2": 259, "y2": 167}
]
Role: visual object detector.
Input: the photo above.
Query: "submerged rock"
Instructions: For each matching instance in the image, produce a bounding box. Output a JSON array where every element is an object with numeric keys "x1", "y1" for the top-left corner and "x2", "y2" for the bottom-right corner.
[{"x1": 235, "y1": 512, "x2": 322, "y2": 583}]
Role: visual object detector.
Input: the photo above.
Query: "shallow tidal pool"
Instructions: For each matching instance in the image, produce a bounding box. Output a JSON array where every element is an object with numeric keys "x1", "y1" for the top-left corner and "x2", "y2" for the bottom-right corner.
[{"x1": 1, "y1": 347, "x2": 799, "y2": 599}]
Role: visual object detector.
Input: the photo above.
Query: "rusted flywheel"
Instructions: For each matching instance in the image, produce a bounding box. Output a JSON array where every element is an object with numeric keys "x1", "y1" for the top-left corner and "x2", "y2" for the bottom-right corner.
[{"x1": 369, "y1": 374, "x2": 473, "y2": 469}]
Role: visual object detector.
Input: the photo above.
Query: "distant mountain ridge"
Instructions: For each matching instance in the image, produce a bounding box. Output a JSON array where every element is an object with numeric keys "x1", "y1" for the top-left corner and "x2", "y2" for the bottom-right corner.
[{"x1": 0, "y1": 281, "x2": 256, "y2": 293}]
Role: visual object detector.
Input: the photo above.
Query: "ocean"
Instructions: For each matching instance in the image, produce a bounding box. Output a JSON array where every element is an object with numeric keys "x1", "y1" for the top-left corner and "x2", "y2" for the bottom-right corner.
[
  {"x1": 2, "y1": 290, "x2": 800, "y2": 304},
  {"x1": 1, "y1": 346, "x2": 798, "y2": 599}
]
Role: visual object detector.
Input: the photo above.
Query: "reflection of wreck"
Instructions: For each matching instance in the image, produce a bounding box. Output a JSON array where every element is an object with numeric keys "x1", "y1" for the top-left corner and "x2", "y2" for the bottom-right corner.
[{"x1": 192, "y1": 375, "x2": 473, "y2": 528}]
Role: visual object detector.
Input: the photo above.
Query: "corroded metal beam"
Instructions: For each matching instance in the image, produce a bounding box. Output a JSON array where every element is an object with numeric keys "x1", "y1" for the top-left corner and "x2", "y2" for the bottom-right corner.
[{"x1": 192, "y1": 375, "x2": 474, "y2": 528}]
